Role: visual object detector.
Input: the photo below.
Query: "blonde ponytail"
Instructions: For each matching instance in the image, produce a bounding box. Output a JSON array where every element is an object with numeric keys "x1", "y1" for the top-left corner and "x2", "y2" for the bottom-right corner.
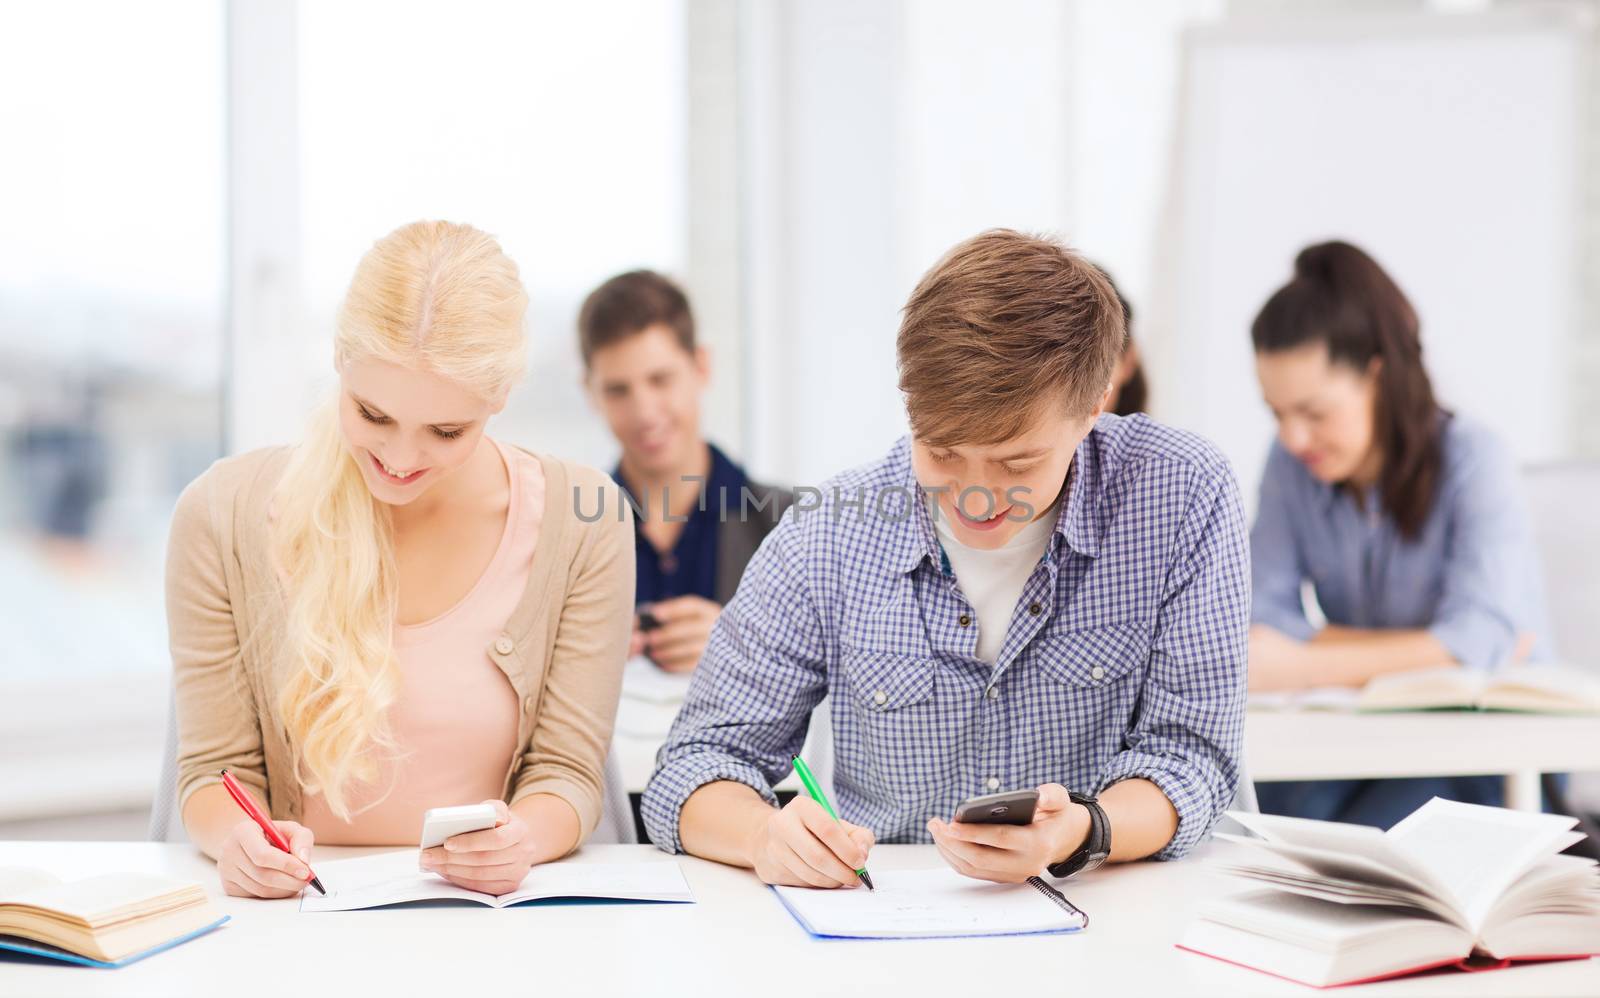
[{"x1": 271, "y1": 221, "x2": 528, "y2": 817}]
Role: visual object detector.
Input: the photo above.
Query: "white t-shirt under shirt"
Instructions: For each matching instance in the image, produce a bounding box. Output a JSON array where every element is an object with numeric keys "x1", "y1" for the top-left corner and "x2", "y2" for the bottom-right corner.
[{"x1": 931, "y1": 496, "x2": 1059, "y2": 665}]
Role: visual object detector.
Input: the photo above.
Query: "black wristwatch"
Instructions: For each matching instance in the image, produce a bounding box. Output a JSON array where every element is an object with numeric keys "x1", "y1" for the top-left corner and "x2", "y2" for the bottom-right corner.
[{"x1": 1046, "y1": 791, "x2": 1110, "y2": 879}]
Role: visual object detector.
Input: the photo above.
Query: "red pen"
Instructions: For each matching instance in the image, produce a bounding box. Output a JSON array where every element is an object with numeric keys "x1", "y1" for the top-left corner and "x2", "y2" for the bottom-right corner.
[{"x1": 219, "y1": 769, "x2": 325, "y2": 895}]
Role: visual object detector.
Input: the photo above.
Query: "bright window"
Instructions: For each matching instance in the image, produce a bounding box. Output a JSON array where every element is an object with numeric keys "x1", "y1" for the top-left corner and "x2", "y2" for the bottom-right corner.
[
  {"x1": 297, "y1": 0, "x2": 689, "y2": 466},
  {"x1": 0, "y1": 2, "x2": 226, "y2": 683}
]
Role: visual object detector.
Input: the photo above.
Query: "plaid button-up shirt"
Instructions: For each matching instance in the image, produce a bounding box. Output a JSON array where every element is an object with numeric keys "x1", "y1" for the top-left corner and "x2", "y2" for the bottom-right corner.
[{"x1": 641, "y1": 414, "x2": 1250, "y2": 860}]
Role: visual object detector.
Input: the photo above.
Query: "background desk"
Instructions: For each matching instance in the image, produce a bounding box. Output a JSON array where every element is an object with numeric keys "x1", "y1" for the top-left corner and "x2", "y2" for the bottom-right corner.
[
  {"x1": 2, "y1": 841, "x2": 1596, "y2": 996},
  {"x1": 620, "y1": 707, "x2": 1600, "y2": 807},
  {"x1": 1245, "y1": 709, "x2": 1600, "y2": 810}
]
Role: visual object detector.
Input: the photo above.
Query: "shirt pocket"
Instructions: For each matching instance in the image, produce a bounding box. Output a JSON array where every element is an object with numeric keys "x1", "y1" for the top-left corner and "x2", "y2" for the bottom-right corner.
[
  {"x1": 837, "y1": 646, "x2": 952, "y2": 813},
  {"x1": 1023, "y1": 621, "x2": 1150, "y2": 784}
]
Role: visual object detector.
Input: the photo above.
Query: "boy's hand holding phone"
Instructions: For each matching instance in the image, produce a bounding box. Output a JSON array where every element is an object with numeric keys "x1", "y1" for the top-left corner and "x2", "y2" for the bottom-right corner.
[{"x1": 927, "y1": 783, "x2": 1091, "y2": 884}]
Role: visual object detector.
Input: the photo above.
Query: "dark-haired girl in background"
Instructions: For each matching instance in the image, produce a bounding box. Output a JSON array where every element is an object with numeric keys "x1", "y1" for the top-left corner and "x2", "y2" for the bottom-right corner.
[
  {"x1": 1247, "y1": 240, "x2": 1552, "y2": 828},
  {"x1": 1093, "y1": 264, "x2": 1149, "y2": 416}
]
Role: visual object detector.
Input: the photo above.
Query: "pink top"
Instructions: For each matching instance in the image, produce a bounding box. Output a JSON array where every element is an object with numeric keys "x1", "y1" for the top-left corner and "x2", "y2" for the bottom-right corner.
[{"x1": 302, "y1": 439, "x2": 545, "y2": 845}]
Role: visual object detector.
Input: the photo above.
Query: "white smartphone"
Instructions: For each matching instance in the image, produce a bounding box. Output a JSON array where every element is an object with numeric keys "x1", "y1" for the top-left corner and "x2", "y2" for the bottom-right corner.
[{"x1": 419, "y1": 803, "x2": 499, "y2": 850}]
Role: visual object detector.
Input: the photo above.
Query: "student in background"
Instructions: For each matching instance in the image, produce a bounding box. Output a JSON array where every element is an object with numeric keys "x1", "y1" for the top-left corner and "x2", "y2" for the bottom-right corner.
[
  {"x1": 643, "y1": 230, "x2": 1250, "y2": 887},
  {"x1": 1247, "y1": 240, "x2": 1552, "y2": 827},
  {"x1": 169, "y1": 221, "x2": 633, "y2": 897},
  {"x1": 579, "y1": 271, "x2": 791, "y2": 674},
  {"x1": 1093, "y1": 264, "x2": 1149, "y2": 416}
]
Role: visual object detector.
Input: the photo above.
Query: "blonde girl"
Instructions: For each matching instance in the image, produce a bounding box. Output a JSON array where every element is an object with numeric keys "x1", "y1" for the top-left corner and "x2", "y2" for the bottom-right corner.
[{"x1": 167, "y1": 221, "x2": 633, "y2": 897}]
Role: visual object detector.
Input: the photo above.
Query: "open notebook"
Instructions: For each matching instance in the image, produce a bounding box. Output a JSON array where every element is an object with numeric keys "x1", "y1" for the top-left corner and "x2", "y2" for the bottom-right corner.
[
  {"x1": 1250, "y1": 664, "x2": 1600, "y2": 714},
  {"x1": 299, "y1": 850, "x2": 694, "y2": 912},
  {"x1": 1357, "y1": 664, "x2": 1600, "y2": 713},
  {"x1": 773, "y1": 868, "x2": 1087, "y2": 940},
  {"x1": 0, "y1": 867, "x2": 227, "y2": 968},
  {"x1": 1178, "y1": 799, "x2": 1600, "y2": 987}
]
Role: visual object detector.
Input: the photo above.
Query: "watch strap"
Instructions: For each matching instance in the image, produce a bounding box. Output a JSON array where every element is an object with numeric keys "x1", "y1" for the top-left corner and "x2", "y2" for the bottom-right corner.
[{"x1": 1046, "y1": 791, "x2": 1110, "y2": 879}]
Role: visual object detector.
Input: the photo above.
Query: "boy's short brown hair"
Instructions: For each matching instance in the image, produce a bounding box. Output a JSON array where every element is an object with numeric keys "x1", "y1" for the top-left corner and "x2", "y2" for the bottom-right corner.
[
  {"x1": 577, "y1": 270, "x2": 694, "y2": 367},
  {"x1": 897, "y1": 229, "x2": 1125, "y2": 447}
]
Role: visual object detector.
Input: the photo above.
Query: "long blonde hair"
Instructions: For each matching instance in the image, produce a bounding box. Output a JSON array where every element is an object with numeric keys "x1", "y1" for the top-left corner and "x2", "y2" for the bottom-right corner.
[{"x1": 271, "y1": 221, "x2": 528, "y2": 818}]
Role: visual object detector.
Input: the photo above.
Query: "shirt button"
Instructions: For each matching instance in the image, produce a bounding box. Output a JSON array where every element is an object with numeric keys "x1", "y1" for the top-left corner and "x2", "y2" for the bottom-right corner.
[
  {"x1": 494, "y1": 636, "x2": 515, "y2": 655},
  {"x1": 985, "y1": 777, "x2": 1000, "y2": 791},
  {"x1": 1028, "y1": 602, "x2": 1042, "y2": 616},
  {"x1": 958, "y1": 614, "x2": 971, "y2": 627},
  {"x1": 986, "y1": 686, "x2": 999, "y2": 700},
  {"x1": 1090, "y1": 666, "x2": 1106, "y2": 681},
  {"x1": 873, "y1": 690, "x2": 888, "y2": 706}
]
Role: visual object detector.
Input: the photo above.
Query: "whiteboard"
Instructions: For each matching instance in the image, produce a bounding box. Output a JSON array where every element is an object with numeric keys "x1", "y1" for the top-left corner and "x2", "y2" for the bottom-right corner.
[{"x1": 1156, "y1": 9, "x2": 1589, "y2": 509}]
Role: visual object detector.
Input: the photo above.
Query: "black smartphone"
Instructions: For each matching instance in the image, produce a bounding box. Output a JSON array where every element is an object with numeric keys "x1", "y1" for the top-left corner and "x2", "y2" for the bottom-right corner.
[
  {"x1": 953, "y1": 788, "x2": 1040, "y2": 825},
  {"x1": 636, "y1": 608, "x2": 662, "y2": 632}
]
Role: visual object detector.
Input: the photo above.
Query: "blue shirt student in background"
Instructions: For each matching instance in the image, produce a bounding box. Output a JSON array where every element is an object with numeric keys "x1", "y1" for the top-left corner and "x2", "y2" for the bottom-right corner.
[
  {"x1": 642, "y1": 230, "x2": 1250, "y2": 888},
  {"x1": 1247, "y1": 240, "x2": 1554, "y2": 828},
  {"x1": 579, "y1": 271, "x2": 792, "y2": 675}
]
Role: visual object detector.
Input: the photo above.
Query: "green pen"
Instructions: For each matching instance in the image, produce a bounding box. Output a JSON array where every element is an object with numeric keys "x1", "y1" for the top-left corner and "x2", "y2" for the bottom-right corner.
[{"x1": 791, "y1": 754, "x2": 875, "y2": 891}]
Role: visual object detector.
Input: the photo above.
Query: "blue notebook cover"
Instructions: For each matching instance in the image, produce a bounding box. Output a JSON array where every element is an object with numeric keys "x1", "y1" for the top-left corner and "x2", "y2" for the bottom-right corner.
[{"x1": 0, "y1": 915, "x2": 229, "y2": 968}]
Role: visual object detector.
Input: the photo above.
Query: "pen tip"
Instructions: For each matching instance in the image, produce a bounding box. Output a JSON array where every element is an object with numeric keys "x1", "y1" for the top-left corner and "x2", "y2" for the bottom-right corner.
[
  {"x1": 310, "y1": 877, "x2": 326, "y2": 896},
  {"x1": 859, "y1": 871, "x2": 875, "y2": 892}
]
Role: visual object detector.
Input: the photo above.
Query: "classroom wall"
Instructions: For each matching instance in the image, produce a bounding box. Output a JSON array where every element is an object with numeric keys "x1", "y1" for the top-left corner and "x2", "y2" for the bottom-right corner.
[
  {"x1": 738, "y1": 0, "x2": 1221, "y2": 487},
  {"x1": 736, "y1": 0, "x2": 1599, "y2": 492},
  {"x1": 1153, "y1": 6, "x2": 1592, "y2": 503}
]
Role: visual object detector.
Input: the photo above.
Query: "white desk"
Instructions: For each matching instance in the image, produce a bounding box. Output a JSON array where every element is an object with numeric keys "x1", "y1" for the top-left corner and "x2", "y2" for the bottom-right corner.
[
  {"x1": 1246, "y1": 709, "x2": 1600, "y2": 810},
  {"x1": 2, "y1": 841, "x2": 1595, "y2": 996}
]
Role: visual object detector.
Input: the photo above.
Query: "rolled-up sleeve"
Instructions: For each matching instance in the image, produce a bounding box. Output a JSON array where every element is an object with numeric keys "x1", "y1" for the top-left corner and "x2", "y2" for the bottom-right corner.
[
  {"x1": 1099, "y1": 466, "x2": 1250, "y2": 860},
  {"x1": 1249, "y1": 443, "x2": 1314, "y2": 641},
  {"x1": 641, "y1": 518, "x2": 828, "y2": 853},
  {"x1": 1426, "y1": 434, "x2": 1526, "y2": 670}
]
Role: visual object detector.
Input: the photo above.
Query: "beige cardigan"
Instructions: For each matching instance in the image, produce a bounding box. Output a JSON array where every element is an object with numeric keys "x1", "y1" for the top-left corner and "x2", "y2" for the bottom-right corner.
[{"x1": 164, "y1": 444, "x2": 634, "y2": 840}]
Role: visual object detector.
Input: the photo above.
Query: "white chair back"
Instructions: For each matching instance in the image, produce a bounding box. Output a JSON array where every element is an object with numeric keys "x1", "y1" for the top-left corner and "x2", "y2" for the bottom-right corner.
[
  {"x1": 1523, "y1": 461, "x2": 1600, "y2": 814},
  {"x1": 1523, "y1": 461, "x2": 1600, "y2": 670}
]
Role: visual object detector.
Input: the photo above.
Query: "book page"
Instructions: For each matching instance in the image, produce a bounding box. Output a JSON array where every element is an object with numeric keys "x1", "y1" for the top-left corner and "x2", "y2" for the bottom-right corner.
[
  {"x1": 1225, "y1": 811, "x2": 1452, "y2": 904},
  {"x1": 1388, "y1": 798, "x2": 1581, "y2": 932},
  {"x1": 1247, "y1": 691, "x2": 1295, "y2": 710},
  {"x1": 1215, "y1": 851, "x2": 1443, "y2": 910},
  {"x1": 300, "y1": 852, "x2": 695, "y2": 912},
  {"x1": 498, "y1": 861, "x2": 692, "y2": 906},
  {"x1": 621, "y1": 655, "x2": 693, "y2": 705},
  {"x1": 1200, "y1": 889, "x2": 1465, "y2": 949},
  {"x1": 299, "y1": 850, "x2": 490, "y2": 912},
  {"x1": 1296, "y1": 686, "x2": 1363, "y2": 711},
  {"x1": 1482, "y1": 664, "x2": 1600, "y2": 713},
  {"x1": 1214, "y1": 834, "x2": 1462, "y2": 925},
  {"x1": 1358, "y1": 666, "x2": 1481, "y2": 711},
  {"x1": 1248, "y1": 687, "x2": 1361, "y2": 711},
  {"x1": 773, "y1": 868, "x2": 1083, "y2": 938},
  {"x1": 2, "y1": 874, "x2": 197, "y2": 923},
  {"x1": 0, "y1": 867, "x2": 61, "y2": 901},
  {"x1": 1485, "y1": 854, "x2": 1600, "y2": 928}
]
